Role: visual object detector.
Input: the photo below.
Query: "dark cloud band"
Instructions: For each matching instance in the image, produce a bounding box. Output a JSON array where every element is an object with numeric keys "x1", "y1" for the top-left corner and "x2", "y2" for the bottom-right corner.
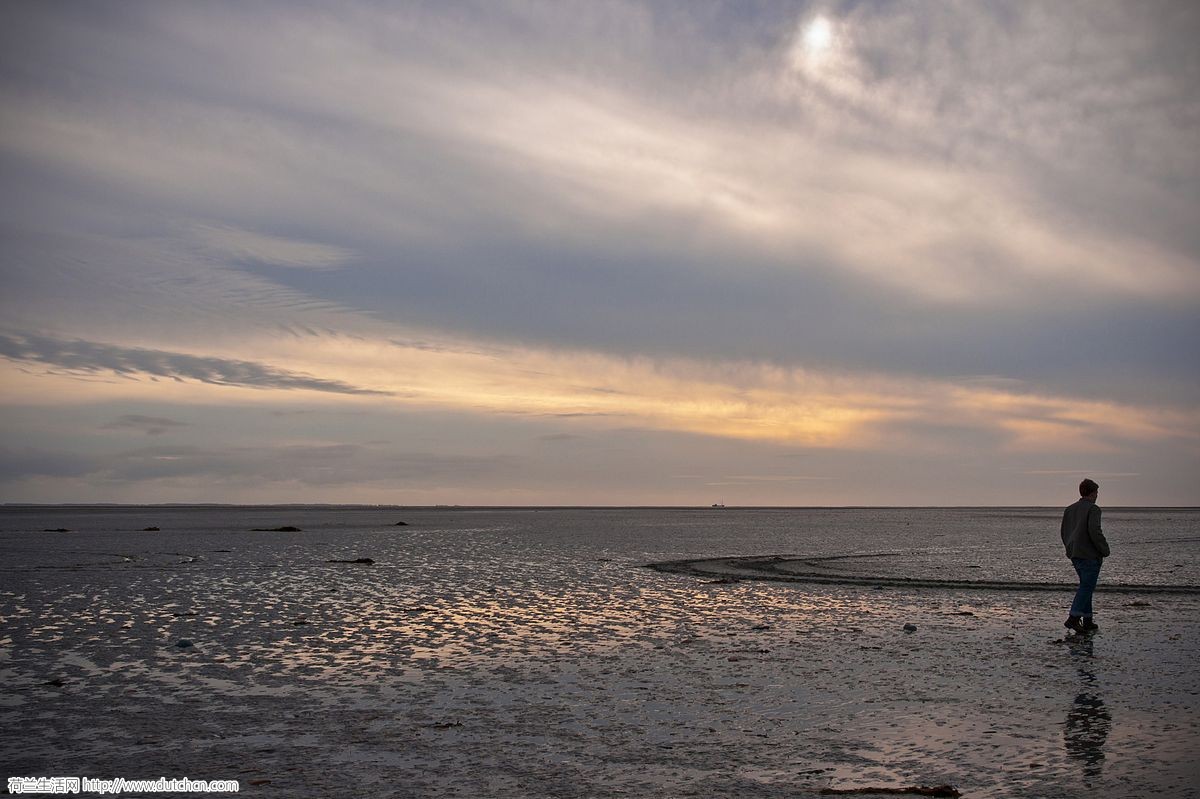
[
  {"x1": 101, "y1": 415, "x2": 190, "y2": 435},
  {"x1": 0, "y1": 332, "x2": 391, "y2": 396}
]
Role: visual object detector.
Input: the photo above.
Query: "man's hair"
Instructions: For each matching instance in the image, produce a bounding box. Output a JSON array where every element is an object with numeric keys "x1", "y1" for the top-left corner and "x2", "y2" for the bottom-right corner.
[{"x1": 1079, "y1": 478, "x2": 1099, "y2": 497}]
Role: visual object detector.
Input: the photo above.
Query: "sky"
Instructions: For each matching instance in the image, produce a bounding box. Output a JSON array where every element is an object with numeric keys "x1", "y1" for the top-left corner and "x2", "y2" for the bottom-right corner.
[{"x1": 1, "y1": 0, "x2": 1198, "y2": 506}]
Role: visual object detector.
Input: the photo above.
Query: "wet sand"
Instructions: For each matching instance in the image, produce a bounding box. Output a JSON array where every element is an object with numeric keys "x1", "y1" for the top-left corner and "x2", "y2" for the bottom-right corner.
[{"x1": 2, "y1": 508, "x2": 1198, "y2": 797}]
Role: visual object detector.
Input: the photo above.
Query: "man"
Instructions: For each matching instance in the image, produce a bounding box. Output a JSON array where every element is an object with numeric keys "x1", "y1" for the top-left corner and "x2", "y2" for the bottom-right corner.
[{"x1": 1060, "y1": 478, "x2": 1111, "y2": 633}]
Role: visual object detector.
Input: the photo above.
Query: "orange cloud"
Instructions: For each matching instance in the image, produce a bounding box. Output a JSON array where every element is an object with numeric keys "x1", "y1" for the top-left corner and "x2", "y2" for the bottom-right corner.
[{"x1": 9, "y1": 328, "x2": 1192, "y2": 458}]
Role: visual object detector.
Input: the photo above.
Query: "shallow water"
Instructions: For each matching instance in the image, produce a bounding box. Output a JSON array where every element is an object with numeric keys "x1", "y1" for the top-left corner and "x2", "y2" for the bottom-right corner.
[{"x1": 2, "y1": 506, "x2": 1198, "y2": 797}]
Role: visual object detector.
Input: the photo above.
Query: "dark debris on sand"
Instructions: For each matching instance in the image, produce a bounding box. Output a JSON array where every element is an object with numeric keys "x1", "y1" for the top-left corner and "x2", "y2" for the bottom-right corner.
[{"x1": 819, "y1": 786, "x2": 961, "y2": 797}]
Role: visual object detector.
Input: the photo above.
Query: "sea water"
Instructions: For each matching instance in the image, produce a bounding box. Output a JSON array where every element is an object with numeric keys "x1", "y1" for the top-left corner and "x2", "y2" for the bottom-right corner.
[{"x1": 4, "y1": 504, "x2": 1197, "y2": 578}]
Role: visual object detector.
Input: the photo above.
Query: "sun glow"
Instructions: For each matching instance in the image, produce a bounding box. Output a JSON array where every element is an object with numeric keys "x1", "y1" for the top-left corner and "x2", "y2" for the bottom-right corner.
[
  {"x1": 804, "y1": 16, "x2": 834, "y2": 52},
  {"x1": 789, "y1": 14, "x2": 841, "y2": 73}
]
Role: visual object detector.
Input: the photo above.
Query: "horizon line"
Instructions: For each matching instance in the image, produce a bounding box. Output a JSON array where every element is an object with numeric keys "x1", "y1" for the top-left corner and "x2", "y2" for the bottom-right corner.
[{"x1": 3, "y1": 503, "x2": 1197, "y2": 510}]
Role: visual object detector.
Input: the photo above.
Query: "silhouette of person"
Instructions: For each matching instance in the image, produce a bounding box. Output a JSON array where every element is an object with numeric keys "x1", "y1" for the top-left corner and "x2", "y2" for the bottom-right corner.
[{"x1": 1061, "y1": 478, "x2": 1110, "y2": 633}]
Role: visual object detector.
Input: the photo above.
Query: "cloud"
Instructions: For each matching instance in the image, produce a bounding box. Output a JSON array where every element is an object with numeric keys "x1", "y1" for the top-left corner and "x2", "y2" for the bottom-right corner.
[
  {"x1": 5, "y1": 323, "x2": 1193, "y2": 459},
  {"x1": 262, "y1": 333, "x2": 1199, "y2": 454},
  {"x1": 0, "y1": 2, "x2": 1196, "y2": 401},
  {"x1": 101, "y1": 414, "x2": 189, "y2": 435},
  {"x1": 0, "y1": 230, "x2": 367, "y2": 354},
  {"x1": 0, "y1": 2, "x2": 1197, "y2": 504},
  {"x1": 0, "y1": 438, "x2": 516, "y2": 489},
  {"x1": 4, "y1": 2, "x2": 1195, "y2": 306},
  {"x1": 538, "y1": 433, "x2": 583, "y2": 442},
  {"x1": 0, "y1": 332, "x2": 391, "y2": 396},
  {"x1": 0, "y1": 446, "x2": 98, "y2": 483},
  {"x1": 91, "y1": 443, "x2": 514, "y2": 487},
  {"x1": 722, "y1": 475, "x2": 835, "y2": 483},
  {"x1": 188, "y1": 223, "x2": 356, "y2": 270}
]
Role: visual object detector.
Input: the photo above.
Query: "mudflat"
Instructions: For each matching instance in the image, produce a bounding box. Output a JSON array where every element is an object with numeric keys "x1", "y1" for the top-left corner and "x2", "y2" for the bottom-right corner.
[{"x1": 2, "y1": 506, "x2": 1197, "y2": 797}]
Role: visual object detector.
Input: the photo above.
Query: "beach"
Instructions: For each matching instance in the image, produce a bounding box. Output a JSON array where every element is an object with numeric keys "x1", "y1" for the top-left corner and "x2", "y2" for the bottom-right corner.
[{"x1": 2, "y1": 506, "x2": 1198, "y2": 797}]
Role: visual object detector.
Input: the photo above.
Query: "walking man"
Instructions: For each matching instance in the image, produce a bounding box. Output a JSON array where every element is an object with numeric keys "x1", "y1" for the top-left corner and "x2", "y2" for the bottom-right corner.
[{"x1": 1061, "y1": 478, "x2": 1111, "y2": 633}]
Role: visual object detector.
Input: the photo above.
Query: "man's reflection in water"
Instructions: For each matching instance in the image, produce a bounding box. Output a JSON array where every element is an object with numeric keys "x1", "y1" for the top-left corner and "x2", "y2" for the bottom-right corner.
[{"x1": 1064, "y1": 635, "x2": 1111, "y2": 777}]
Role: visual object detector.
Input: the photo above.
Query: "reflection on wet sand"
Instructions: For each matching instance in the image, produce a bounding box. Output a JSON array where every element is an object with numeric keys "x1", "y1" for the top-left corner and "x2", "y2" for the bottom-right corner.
[
  {"x1": 1065, "y1": 693, "x2": 1111, "y2": 777},
  {"x1": 1064, "y1": 636, "x2": 1111, "y2": 778}
]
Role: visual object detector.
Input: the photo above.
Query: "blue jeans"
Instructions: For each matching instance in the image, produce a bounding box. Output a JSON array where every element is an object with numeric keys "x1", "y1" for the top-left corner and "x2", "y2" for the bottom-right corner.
[{"x1": 1070, "y1": 558, "x2": 1102, "y2": 618}]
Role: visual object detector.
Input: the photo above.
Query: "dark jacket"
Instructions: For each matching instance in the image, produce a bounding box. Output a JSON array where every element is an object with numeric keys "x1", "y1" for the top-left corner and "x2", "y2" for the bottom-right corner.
[{"x1": 1061, "y1": 498, "x2": 1111, "y2": 560}]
